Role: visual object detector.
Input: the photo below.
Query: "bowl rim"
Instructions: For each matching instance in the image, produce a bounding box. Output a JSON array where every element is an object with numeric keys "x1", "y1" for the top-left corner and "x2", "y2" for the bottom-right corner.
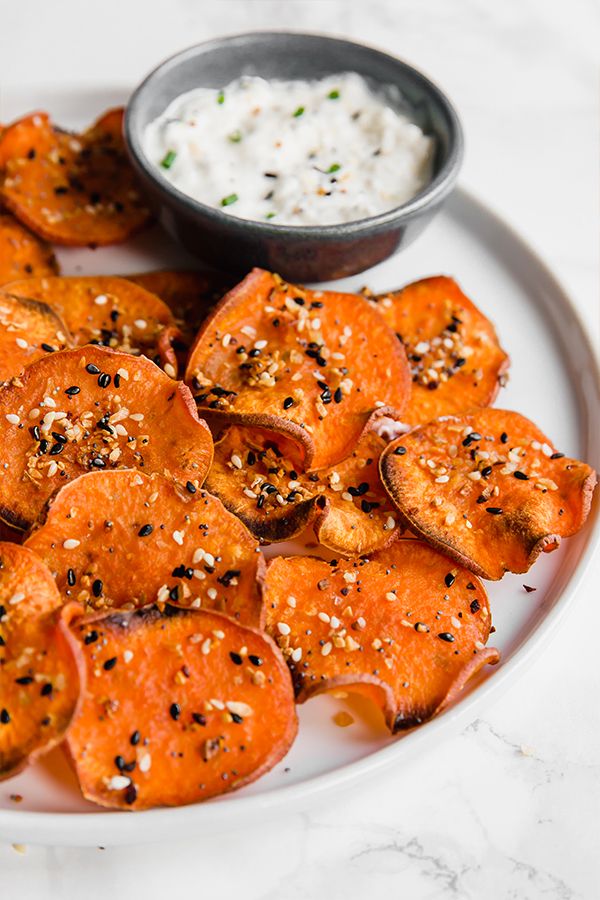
[{"x1": 124, "y1": 30, "x2": 464, "y2": 238}]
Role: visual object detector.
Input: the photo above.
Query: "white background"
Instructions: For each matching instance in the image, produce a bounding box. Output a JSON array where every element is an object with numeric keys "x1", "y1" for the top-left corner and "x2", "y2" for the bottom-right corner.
[{"x1": 1, "y1": 0, "x2": 599, "y2": 897}]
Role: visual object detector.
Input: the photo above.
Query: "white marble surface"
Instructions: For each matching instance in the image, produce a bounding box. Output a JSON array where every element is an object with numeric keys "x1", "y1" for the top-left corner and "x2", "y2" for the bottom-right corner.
[{"x1": 1, "y1": 0, "x2": 598, "y2": 896}]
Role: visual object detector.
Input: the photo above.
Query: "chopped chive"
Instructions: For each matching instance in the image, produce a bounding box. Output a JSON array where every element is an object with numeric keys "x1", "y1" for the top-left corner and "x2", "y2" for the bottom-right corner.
[
  {"x1": 221, "y1": 193, "x2": 239, "y2": 207},
  {"x1": 265, "y1": 212, "x2": 276, "y2": 220},
  {"x1": 160, "y1": 150, "x2": 176, "y2": 169},
  {"x1": 327, "y1": 89, "x2": 340, "y2": 100},
  {"x1": 217, "y1": 90, "x2": 225, "y2": 105},
  {"x1": 228, "y1": 130, "x2": 242, "y2": 143},
  {"x1": 293, "y1": 106, "x2": 305, "y2": 118},
  {"x1": 326, "y1": 163, "x2": 341, "y2": 174}
]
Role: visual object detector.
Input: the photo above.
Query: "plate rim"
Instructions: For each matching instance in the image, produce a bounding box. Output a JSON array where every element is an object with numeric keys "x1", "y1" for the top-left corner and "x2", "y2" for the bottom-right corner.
[{"x1": 0, "y1": 184, "x2": 598, "y2": 846}]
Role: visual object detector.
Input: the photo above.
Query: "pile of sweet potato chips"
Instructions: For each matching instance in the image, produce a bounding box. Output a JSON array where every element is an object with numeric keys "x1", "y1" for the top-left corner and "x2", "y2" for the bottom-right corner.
[{"x1": 0, "y1": 107, "x2": 595, "y2": 810}]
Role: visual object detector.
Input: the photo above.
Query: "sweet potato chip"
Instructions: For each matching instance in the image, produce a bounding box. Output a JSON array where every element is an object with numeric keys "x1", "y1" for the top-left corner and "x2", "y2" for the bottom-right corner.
[
  {"x1": 370, "y1": 277, "x2": 509, "y2": 425},
  {"x1": 66, "y1": 604, "x2": 296, "y2": 809},
  {"x1": 127, "y1": 270, "x2": 234, "y2": 347},
  {"x1": 0, "y1": 291, "x2": 70, "y2": 382},
  {"x1": 0, "y1": 345, "x2": 213, "y2": 530},
  {"x1": 25, "y1": 470, "x2": 264, "y2": 625},
  {"x1": 207, "y1": 425, "x2": 399, "y2": 555},
  {"x1": 2, "y1": 275, "x2": 180, "y2": 376},
  {"x1": 0, "y1": 212, "x2": 58, "y2": 282},
  {"x1": 185, "y1": 268, "x2": 410, "y2": 469},
  {"x1": 0, "y1": 109, "x2": 150, "y2": 246},
  {"x1": 379, "y1": 408, "x2": 597, "y2": 580},
  {"x1": 0, "y1": 543, "x2": 82, "y2": 780},
  {"x1": 263, "y1": 542, "x2": 499, "y2": 732}
]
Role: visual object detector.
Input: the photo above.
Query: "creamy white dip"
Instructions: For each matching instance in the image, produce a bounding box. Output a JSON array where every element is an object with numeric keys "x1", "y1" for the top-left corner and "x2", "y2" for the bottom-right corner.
[{"x1": 144, "y1": 73, "x2": 434, "y2": 226}]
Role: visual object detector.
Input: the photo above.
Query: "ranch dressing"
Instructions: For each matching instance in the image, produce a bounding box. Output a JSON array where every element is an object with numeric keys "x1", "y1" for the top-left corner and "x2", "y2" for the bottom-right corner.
[{"x1": 144, "y1": 73, "x2": 434, "y2": 226}]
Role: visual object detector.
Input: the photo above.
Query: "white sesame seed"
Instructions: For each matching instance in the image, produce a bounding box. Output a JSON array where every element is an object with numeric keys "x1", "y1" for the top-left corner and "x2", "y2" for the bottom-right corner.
[
  {"x1": 277, "y1": 622, "x2": 291, "y2": 635},
  {"x1": 385, "y1": 592, "x2": 397, "y2": 602},
  {"x1": 123, "y1": 650, "x2": 134, "y2": 663},
  {"x1": 467, "y1": 471, "x2": 482, "y2": 481},
  {"x1": 201, "y1": 638, "x2": 212, "y2": 655},
  {"x1": 47, "y1": 461, "x2": 58, "y2": 477},
  {"x1": 374, "y1": 400, "x2": 386, "y2": 408},
  {"x1": 172, "y1": 530, "x2": 184, "y2": 545},
  {"x1": 193, "y1": 548, "x2": 205, "y2": 564},
  {"x1": 107, "y1": 775, "x2": 130, "y2": 790},
  {"x1": 291, "y1": 646, "x2": 302, "y2": 662},
  {"x1": 318, "y1": 612, "x2": 330, "y2": 623},
  {"x1": 475, "y1": 640, "x2": 485, "y2": 651},
  {"x1": 5, "y1": 414, "x2": 20, "y2": 425},
  {"x1": 240, "y1": 325, "x2": 257, "y2": 337},
  {"x1": 384, "y1": 516, "x2": 396, "y2": 530},
  {"x1": 9, "y1": 593, "x2": 25, "y2": 606},
  {"x1": 243, "y1": 488, "x2": 257, "y2": 499},
  {"x1": 226, "y1": 701, "x2": 253, "y2": 717},
  {"x1": 94, "y1": 294, "x2": 108, "y2": 306},
  {"x1": 451, "y1": 616, "x2": 462, "y2": 629},
  {"x1": 445, "y1": 511, "x2": 456, "y2": 526},
  {"x1": 62, "y1": 539, "x2": 80, "y2": 550},
  {"x1": 230, "y1": 454, "x2": 243, "y2": 469},
  {"x1": 435, "y1": 475, "x2": 450, "y2": 484},
  {"x1": 254, "y1": 339, "x2": 268, "y2": 350},
  {"x1": 321, "y1": 641, "x2": 333, "y2": 656},
  {"x1": 356, "y1": 617, "x2": 366, "y2": 628},
  {"x1": 221, "y1": 333, "x2": 231, "y2": 348},
  {"x1": 129, "y1": 413, "x2": 144, "y2": 422},
  {"x1": 210, "y1": 699, "x2": 225, "y2": 710},
  {"x1": 134, "y1": 319, "x2": 147, "y2": 330},
  {"x1": 15, "y1": 338, "x2": 28, "y2": 349},
  {"x1": 286, "y1": 596, "x2": 297, "y2": 608},
  {"x1": 343, "y1": 571, "x2": 357, "y2": 583},
  {"x1": 203, "y1": 552, "x2": 215, "y2": 567},
  {"x1": 341, "y1": 491, "x2": 353, "y2": 502},
  {"x1": 117, "y1": 367, "x2": 129, "y2": 381},
  {"x1": 138, "y1": 753, "x2": 151, "y2": 772},
  {"x1": 164, "y1": 363, "x2": 176, "y2": 379},
  {"x1": 330, "y1": 616, "x2": 340, "y2": 629},
  {"x1": 207, "y1": 587, "x2": 218, "y2": 600}
]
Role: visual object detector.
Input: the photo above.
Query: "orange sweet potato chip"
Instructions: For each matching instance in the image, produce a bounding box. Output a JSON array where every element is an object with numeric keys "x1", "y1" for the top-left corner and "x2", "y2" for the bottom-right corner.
[
  {"x1": 370, "y1": 276, "x2": 509, "y2": 425},
  {"x1": 206, "y1": 425, "x2": 399, "y2": 555},
  {"x1": 0, "y1": 291, "x2": 70, "y2": 382},
  {"x1": 263, "y1": 541, "x2": 499, "y2": 732},
  {"x1": 185, "y1": 268, "x2": 411, "y2": 469},
  {"x1": 66, "y1": 604, "x2": 297, "y2": 809},
  {"x1": 0, "y1": 109, "x2": 151, "y2": 246},
  {"x1": 2, "y1": 275, "x2": 181, "y2": 376},
  {"x1": 25, "y1": 470, "x2": 264, "y2": 626},
  {"x1": 0, "y1": 543, "x2": 82, "y2": 780},
  {"x1": 127, "y1": 270, "x2": 234, "y2": 347},
  {"x1": 0, "y1": 345, "x2": 213, "y2": 530},
  {"x1": 379, "y1": 408, "x2": 597, "y2": 580},
  {"x1": 0, "y1": 212, "x2": 58, "y2": 282}
]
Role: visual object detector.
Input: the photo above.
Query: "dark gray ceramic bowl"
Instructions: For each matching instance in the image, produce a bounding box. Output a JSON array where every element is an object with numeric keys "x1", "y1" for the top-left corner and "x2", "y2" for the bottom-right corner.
[{"x1": 125, "y1": 32, "x2": 463, "y2": 282}]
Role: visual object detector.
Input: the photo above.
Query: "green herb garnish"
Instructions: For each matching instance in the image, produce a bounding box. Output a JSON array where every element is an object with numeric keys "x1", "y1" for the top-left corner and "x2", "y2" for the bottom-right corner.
[
  {"x1": 228, "y1": 130, "x2": 242, "y2": 143},
  {"x1": 265, "y1": 212, "x2": 276, "y2": 220},
  {"x1": 217, "y1": 90, "x2": 225, "y2": 105},
  {"x1": 293, "y1": 106, "x2": 305, "y2": 118},
  {"x1": 326, "y1": 163, "x2": 341, "y2": 174},
  {"x1": 160, "y1": 150, "x2": 177, "y2": 169},
  {"x1": 221, "y1": 193, "x2": 239, "y2": 207},
  {"x1": 327, "y1": 89, "x2": 340, "y2": 100}
]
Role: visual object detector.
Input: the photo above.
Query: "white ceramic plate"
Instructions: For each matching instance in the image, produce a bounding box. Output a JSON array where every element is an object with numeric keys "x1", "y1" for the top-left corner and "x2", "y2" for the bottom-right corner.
[{"x1": 0, "y1": 90, "x2": 598, "y2": 846}]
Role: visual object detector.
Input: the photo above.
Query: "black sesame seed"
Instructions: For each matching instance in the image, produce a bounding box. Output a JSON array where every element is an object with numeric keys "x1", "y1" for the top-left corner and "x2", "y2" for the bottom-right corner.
[
  {"x1": 393, "y1": 446, "x2": 407, "y2": 456},
  {"x1": 49, "y1": 443, "x2": 64, "y2": 456},
  {"x1": 485, "y1": 507, "x2": 503, "y2": 515},
  {"x1": 230, "y1": 712, "x2": 244, "y2": 724},
  {"x1": 470, "y1": 599, "x2": 481, "y2": 613},
  {"x1": 51, "y1": 431, "x2": 67, "y2": 444},
  {"x1": 192, "y1": 712, "x2": 206, "y2": 726},
  {"x1": 248, "y1": 655, "x2": 263, "y2": 666},
  {"x1": 41, "y1": 343, "x2": 56, "y2": 353},
  {"x1": 138, "y1": 524, "x2": 153, "y2": 537},
  {"x1": 15, "y1": 676, "x2": 34, "y2": 685},
  {"x1": 169, "y1": 702, "x2": 181, "y2": 721},
  {"x1": 114, "y1": 755, "x2": 126, "y2": 771},
  {"x1": 437, "y1": 632, "x2": 455, "y2": 643},
  {"x1": 130, "y1": 730, "x2": 141, "y2": 746},
  {"x1": 444, "y1": 572, "x2": 456, "y2": 588},
  {"x1": 84, "y1": 629, "x2": 98, "y2": 645},
  {"x1": 103, "y1": 657, "x2": 117, "y2": 671},
  {"x1": 551, "y1": 452, "x2": 564, "y2": 460},
  {"x1": 98, "y1": 373, "x2": 111, "y2": 388},
  {"x1": 124, "y1": 784, "x2": 138, "y2": 805},
  {"x1": 283, "y1": 397, "x2": 294, "y2": 410},
  {"x1": 86, "y1": 363, "x2": 100, "y2": 375},
  {"x1": 500, "y1": 432, "x2": 508, "y2": 444},
  {"x1": 0, "y1": 709, "x2": 10, "y2": 724},
  {"x1": 65, "y1": 385, "x2": 80, "y2": 396},
  {"x1": 114, "y1": 374, "x2": 121, "y2": 388},
  {"x1": 40, "y1": 682, "x2": 53, "y2": 696},
  {"x1": 91, "y1": 456, "x2": 106, "y2": 468},
  {"x1": 333, "y1": 387, "x2": 343, "y2": 404},
  {"x1": 186, "y1": 481, "x2": 197, "y2": 494},
  {"x1": 92, "y1": 579, "x2": 103, "y2": 598},
  {"x1": 229, "y1": 651, "x2": 243, "y2": 666},
  {"x1": 513, "y1": 471, "x2": 529, "y2": 480},
  {"x1": 480, "y1": 466, "x2": 493, "y2": 478}
]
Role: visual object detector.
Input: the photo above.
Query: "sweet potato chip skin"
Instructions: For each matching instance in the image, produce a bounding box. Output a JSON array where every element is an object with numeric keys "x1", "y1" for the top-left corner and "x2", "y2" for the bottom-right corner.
[
  {"x1": 372, "y1": 277, "x2": 509, "y2": 425},
  {"x1": 380, "y1": 408, "x2": 597, "y2": 580},
  {"x1": 0, "y1": 291, "x2": 71, "y2": 382},
  {"x1": 0, "y1": 543, "x2": 82, "y2": 780},
  {"x1": 25, "y1": 470, "x2": 264, "y2": 626},
  {"x1": 0, "y1": 109, "x2": 151, "y2": 246},
  {"x1": 0, "y1": 345, "x2": 213, "y2": 530},
  {"x1": 66, "y1": 604, "x2": 296, "y2": 810},
  {"x1": 2, "y1": 276, "x2": 180, "y2": 375},
  {"x1": 207, "y1": 425, "x2": 399, "y2": 555},
  {"x1": 0, "y1": 212, "x2": 58, "y2": 282},
  {"x1": 263, "y1": 542, "x2": 499, "y2": 732},
  {"x1": 127, "y1": 270, "x2": 235, "y2": 347},
  {"x1": 185, "y1": 268, "x2": 410, "y2": 469}
]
